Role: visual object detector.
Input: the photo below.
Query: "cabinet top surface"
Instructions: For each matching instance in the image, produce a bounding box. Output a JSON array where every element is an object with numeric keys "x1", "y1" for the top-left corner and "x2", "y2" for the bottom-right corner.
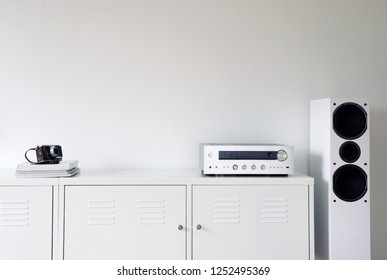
[{"x1": 0, "y1": 169, "x2": 313, "y2": 185}]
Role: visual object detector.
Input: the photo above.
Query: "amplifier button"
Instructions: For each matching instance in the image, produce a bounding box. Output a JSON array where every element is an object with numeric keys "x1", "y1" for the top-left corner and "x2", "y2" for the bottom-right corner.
[{"x1": 232, "y1": 164, "x2": 238, "y2": 170}]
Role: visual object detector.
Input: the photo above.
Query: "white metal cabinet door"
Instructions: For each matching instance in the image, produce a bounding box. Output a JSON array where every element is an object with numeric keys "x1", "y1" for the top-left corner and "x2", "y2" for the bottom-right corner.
[
  {"x1": 64, "y1": 185, "x2": 186, "y2": 259},
  {"x1": 0, "y1": 186, "x2": 53, "y2": 260},
  {"x1": 193, "y1": 185, "x2": 310, "y2": 260}
]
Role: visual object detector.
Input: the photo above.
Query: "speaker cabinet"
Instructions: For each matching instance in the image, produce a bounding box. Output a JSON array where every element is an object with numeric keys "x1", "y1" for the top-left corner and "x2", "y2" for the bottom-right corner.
[{"x1": 310, "y1": 98, "x2": 370, "y2": 260}]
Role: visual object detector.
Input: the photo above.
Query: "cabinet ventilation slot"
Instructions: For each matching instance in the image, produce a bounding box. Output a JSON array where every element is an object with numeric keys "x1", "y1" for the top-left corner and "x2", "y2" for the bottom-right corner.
[
  {"x1": 0, "y1": 200, "x2": 30, "y2": 227},
  {"x1": 260, "y1": 199, "x2": 288, "y2": 224},
  {"x1": 137, "y1": 199, "x2": 165, "y2": 225},
  {"x1": 213, "y1": 198, "x2": 240, "y2": 224},
  {"x1": 87, "y1": 200, "x2": 116, "y2": 225}
]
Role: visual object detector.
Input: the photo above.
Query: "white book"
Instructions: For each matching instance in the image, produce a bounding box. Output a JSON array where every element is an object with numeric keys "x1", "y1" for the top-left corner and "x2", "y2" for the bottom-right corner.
[
  {"x1": 16, "y1": 160, "x2": 78, "y2": 172},
  {"x1": 16, "y1": 167, "x2": 80, "y2": 178},
  {"x1": 16, "y1": 167, "x2": 78, "y2": 174}
]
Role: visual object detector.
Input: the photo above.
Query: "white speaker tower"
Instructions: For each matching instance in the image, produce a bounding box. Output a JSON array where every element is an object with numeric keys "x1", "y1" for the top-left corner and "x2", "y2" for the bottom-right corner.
[{"x1": 310, "y1": 98, "x2": 370, "y2": 260}]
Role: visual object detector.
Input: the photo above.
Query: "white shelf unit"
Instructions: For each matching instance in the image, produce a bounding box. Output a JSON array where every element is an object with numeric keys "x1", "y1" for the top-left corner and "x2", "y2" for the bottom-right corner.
[
  {"x1": 0, "y1": 170, "x2": 314, "y2": 260},
  {"x1": 0, "y1": 172, "x2": 59, "y2": 260}
]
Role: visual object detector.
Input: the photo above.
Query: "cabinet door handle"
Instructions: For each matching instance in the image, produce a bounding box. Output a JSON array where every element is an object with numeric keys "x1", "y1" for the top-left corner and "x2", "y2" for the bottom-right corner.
[
  {"x1": 178, "y1": 225, "x2": 183, "y2": 230},
  {"x1": 196, "y1": 224, "x2": 202, "y2": 230}
]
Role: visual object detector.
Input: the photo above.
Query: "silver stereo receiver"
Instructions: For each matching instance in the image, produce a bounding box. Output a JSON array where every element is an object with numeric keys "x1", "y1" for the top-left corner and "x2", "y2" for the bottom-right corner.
[{"x1": 199, "y1": 143, "x2": 294, "y2": 175}]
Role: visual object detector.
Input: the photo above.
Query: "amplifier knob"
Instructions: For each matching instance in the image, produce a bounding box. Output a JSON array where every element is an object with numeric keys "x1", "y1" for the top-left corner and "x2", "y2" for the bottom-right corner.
[
  {"x1": 232, "y1": 164, "x2": 238, "y2": 170},
  {"x1": 277, "y1": 150, "x2": 288, "y2": 161},
  {"x1": 251, "y1": 165, "x2": 257, "y2": 170},
  {"x1": 242, "y1": 165, "x2": 247, "y2": 170}
]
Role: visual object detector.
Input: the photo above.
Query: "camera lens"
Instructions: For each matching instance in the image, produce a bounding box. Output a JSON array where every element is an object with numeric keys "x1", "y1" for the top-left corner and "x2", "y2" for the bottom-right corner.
[{"x1": 50, "y1": 146, "x2": 59, "y2": 157}]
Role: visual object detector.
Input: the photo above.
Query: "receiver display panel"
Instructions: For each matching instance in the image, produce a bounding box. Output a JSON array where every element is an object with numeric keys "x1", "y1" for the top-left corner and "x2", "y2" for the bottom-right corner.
[{"x1": 219, "y1": 151, "x2": 277, "y2": 160}]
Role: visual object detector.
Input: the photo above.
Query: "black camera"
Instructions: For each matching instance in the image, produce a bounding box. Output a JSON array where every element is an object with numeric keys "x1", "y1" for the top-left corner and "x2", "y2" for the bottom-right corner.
[{"x1": 25, "y1": 145, "x2": 63, "y2": 164}]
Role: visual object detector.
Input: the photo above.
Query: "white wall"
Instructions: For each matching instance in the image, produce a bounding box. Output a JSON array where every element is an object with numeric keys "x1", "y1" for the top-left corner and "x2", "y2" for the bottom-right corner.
[{"x1": 1, "y1": 0, "x2": 386, "y2": 259}]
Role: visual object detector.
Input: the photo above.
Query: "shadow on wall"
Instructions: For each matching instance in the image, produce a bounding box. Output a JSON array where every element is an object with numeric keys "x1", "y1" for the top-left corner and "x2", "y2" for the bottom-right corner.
[{"x1": 370, "y1": 107, "x2": 387, "y2": 260}]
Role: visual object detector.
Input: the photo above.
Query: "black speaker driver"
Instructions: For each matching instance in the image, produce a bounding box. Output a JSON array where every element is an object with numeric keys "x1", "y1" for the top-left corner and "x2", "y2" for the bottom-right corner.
[
  {"x1": 333, "y1": 102, "x2": 367, "y2": 140},
  {"x1": 339, "y1": 141, "x2": 361, "y2": 163},
  {"x1": 333, "y1": 165, "x2": 367, "y2": 202}
]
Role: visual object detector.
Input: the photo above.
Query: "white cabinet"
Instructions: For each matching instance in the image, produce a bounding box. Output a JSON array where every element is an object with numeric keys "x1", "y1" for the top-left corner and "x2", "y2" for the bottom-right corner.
[
  {"x1": 64, "y1": 185, "x2": 186, "y2": 260},
  {"x1": 192, "y1": 185, "x2": 310, "y2": 259},
  {"x1": 0, "y1": 186, "x2": 53, "y2": 260},
  {"x1": 0, "y1": 170, "x2": 314, "y2": 260}
]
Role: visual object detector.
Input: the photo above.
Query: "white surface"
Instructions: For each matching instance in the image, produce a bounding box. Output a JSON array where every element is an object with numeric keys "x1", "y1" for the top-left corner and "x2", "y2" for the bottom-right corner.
[
  {"x1": 310, "y1": 99, "x2": 331, "y2": 259},
  {"x1": 0, "y1": 170, "x2": 59, "y2": 186},
  {"x1": 64, "y1": 185, "x2": 186, "y2": 260},
  {"x1": 192, "y1": 185, "x2": 310, "y2": 260},
  {"x1": 310, "y1": 98, "x2": 370, "y2": 259},
  {"x1": 0, "y1": 186, "x2": 53, "y2": 260},
  {"x1": 0, "y1": 169, "x2": 314, "y2": 185},
  {"x1": 0, "y1": 0, "x2": 386, "y2": 259},
  {"x1": 59, "y1": 169, "x2": 313, "y2": 186}
]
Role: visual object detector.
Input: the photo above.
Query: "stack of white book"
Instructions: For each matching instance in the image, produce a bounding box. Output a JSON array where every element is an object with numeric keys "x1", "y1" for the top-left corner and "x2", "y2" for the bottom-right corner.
[{"x1": 16, "y1": 160, "x2": 80, "y2": 178}]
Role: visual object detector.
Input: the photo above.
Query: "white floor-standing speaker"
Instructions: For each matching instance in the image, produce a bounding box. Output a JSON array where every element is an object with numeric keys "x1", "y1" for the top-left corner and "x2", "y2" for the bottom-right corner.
[{"x1": 310, "y1": 98, "x2": 370, "y2": 260}]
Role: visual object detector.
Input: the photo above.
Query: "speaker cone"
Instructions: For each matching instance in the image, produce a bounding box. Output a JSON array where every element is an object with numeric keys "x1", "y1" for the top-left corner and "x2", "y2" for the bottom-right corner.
[
  {"x1": 333, "y1": 103, "x2": 367, "y2": 140},
  {"x1": 333, "y1": 165, "x2": 367, "y2": 202},
  {"x1": 339, "y1": 141, "x2": 361, "y2": 163}
]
